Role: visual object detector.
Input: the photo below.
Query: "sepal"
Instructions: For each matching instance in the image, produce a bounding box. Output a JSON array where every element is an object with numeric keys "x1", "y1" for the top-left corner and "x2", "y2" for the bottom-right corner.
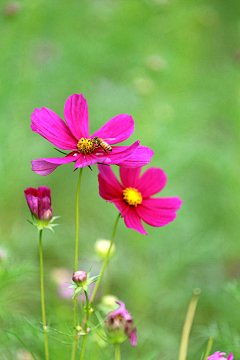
[{"x1": 27, "y1": 214, "x2": 60, "y2": 232}]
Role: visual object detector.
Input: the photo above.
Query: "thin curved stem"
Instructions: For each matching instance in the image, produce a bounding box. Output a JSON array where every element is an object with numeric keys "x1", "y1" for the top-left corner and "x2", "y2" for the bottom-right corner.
[
  {"x1": 39, "y1": 230, "x2": 49, "y2": 360},
  {"x1": 90, "y1": 213, "x2": 121, "y2": 305},
  {"x1": 79, "y1": 291, "x2": 90, "y2": 360},
  {"x1": 80, "y1": 213, "x2": 121, "y2": 330},
  {"x1": 178, "y1": 288, "x2": 200, "y2": 360},
  {"x1": 71, "y1": 168, "x2": 84, "y2": 360},
  {"x1": 115, "y1": 343, "x2": 121, "y2": 360}
]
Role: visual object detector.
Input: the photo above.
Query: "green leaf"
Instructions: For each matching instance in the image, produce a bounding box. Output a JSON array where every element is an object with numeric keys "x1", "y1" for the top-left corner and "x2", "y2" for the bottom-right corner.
[
  {"x1": 72, "y1": 287, "x2": 84, "y2": 298},
  {"x1": 87, "y1": 267, "x2": 92, "y2": 278},
  {"x1": 50, "y1": 216, "x2": 61, "y2": 222},
  {"x1": 88, "y1": 275, "x2": 101, "y2": 284},
  {"x1": 62, "y1": 285, "x2": 76, "y2": 290}
]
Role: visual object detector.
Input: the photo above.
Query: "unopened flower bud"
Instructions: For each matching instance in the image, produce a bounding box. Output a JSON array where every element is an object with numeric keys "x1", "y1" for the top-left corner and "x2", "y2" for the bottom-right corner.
[
  {"x1": 72, "y1": 270, "x2": 87, "y2": 286},
  {"x1": 75, "y1": 325, "x2": 82, "y2": 332},
  {"x1": 24, "y1": 186, "x2": 59, "y2": 231},
  {"x1": 94, "y1": 239, "x2": 116, "y2": 260},
  {"x1": 24, "y1": 186, "x2": 53, "y2": 221},
  {"x1": 102, "y1": 295, "x2": 119, "y2": 309}
]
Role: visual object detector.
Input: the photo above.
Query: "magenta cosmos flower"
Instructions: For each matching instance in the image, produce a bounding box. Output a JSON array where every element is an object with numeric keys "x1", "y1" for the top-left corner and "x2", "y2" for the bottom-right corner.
[
  {"x1": 31, "y1": 94, "x2": 154, "y2": 175},
  {"x1": 208, "y1": 352, "x2": 234, "y2": 360},
  {"x1": 24, "y1": 186, "x2": 53, "y2": 221},
  {"x1": 105, "y1": 301, "x2": 137, "y2": 346},
  {"x1": 98, "y1": 165, "x2": 182, "y2": 235}
]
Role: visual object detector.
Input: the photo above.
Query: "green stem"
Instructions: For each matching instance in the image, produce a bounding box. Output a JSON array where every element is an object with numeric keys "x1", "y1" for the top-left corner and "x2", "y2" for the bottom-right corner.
[
  {"x1": 178, "y1": 288, "x2": 201, "y2": 360},
  {"x1": 71, "y1": 168, "x2": 84, "y2": 360},
  {"x1": 74, "y1": 168, "x2": 83, "y2": 272},
  {"x1": 79, "y1": 291, "x2": 90, "y2": 360},
  {"x1": 90, "y1": 213, "x2": 121, "y2": 305},
  {"x1": 39, "y1": 230, "x2": 49, "y2": 360},
  {"x1": 115, "y1": 343, "x2": 121, "y2": 360},
  {"x1": 203, "y1": 337, "x2": 214, "y2": 360}
]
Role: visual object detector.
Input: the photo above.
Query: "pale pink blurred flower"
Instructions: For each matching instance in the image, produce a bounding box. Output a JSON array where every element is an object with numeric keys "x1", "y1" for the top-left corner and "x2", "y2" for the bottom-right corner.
[
  {"x1": 0, "y1": 248, "x2": 7, "y2": 261},
  {"x1": 3, "y1": 2, "x2": 22, "y2": 16},
  {"x1": 16, "y1": 349, "x2": 38, "y2": 360},
  {"x1": 50, "y1": 268, "x2": 74, "y2": 299}
]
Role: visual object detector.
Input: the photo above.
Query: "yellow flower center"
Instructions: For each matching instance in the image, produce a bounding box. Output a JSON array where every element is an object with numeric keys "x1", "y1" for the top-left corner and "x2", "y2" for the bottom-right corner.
[
  {"x1": 122, "y1": 187, "x2": 142, "y2": 207},
  {"x1": 77, "y1": 138, "x2": 95, "y2": 154}
]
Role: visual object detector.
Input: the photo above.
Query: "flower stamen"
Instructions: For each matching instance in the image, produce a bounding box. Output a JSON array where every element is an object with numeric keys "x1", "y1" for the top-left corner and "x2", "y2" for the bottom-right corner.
[
  {"x1": 77, "y1": 138, "x2": 95, "y2": 154},
  {"x1": 122, "y1": 187, "x2": 142, "y2": 207}
]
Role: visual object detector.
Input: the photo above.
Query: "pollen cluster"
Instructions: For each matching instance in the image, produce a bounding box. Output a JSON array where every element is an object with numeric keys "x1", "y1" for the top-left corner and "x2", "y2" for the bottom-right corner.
[
  {"x1": 77, "y1": 138, "x2": 95, "y2": 154},
  {"x1": 122, "y1": 187, "x2": 142, "y2": 207}
]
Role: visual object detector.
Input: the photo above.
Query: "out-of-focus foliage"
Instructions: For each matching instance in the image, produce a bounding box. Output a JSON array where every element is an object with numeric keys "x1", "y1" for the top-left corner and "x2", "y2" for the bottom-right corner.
[{"x1": 0, "y1": 0, "x2": 240, "y2": 359}]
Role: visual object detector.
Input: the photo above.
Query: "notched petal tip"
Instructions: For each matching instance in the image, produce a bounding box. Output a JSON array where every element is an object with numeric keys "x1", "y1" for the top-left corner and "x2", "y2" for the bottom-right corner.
[
  {"x1": 92, "y1": 114, "x2": 135, "y2": 145},
  {"x1": 64, "y1": 94, "x2": 89, "y2": 139}
]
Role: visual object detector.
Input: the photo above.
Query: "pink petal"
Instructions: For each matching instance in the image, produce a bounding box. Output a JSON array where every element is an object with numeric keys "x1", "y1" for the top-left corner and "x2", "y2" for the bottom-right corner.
[
  {"x1": 138, "y1": 167, "x2": 167, "y2": 198},
  {"x1": 31, "y1": 154, "x2": 79, "y2": 175},
  {"x1": 100, "y1": 141, "x2": 140, "y2": 164},
  {"x1": 111, "y1": 301, "x2": 132, "y2": 321},
  {"x1": 227, "y1": 354, "x2": 234, "y2": 360},
  {"x1": 74, "y1": 153, "x2": 103, "y2": 169},
  {"x1": 208, "y1": 352, "x2": 227, "y2": 360},
  {"x1": 142, "y1": 197, "x2": 183, "y2": 211},
  {"x1": 136, "y1": 202, "x2": 179, "y2": 227},
  {"x1": 98, "y1": 165, "x2": 123, "y2": 192},
  {"x1": 124, "y1": 207, "x2": 148, "y2": 235},
  {"x1": 91, "y1": 114, "x2": 134, "y2": 145},
  {"x1": 24, "y1": 188, "x2": 39, "y2": 216},
  {"x1": 117, "y1": 146, "x2": 154, "y2": 168},
  {"x1": 112, "y1": 199, "x2": 129, "y2": 217},
  {"x1": 98, "y1": 167, "x2": 122, "y2": 200},
  {"x1": 128, "y1": 328, "x2": 137, "y2": 346},
  {"x1": 64, "y1": 94, "x2": 89, "y2": 140},
  {"x1": 31, "y1": 107, "x2": 77, "y2": 150},
  {"x1": 119, "y1": 167, "x2": 141, "y2": 188},
  {"x1": 37, "y1": 187, "x2": 53, "y2": 220},
  {"x1": 98, "y1": 177, "x2": 119, "y2": 200}
]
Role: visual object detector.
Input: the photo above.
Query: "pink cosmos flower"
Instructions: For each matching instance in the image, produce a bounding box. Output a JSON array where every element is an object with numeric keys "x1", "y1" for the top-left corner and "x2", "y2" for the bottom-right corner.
[
  {"x1": 105, "y1": 301, "x2": 137, "y2": 346},
  {"x1": 31, "y1": 94, "x2": 154, "y2": 175},
  {"x1": 24, "y1": 186, "x2": 53, "y2": 221},
  {"x1": 208, "y1": 352, "x2": 234, "y2": 360},
  {"x1": 98, "y1": 165, "x2": 182, "y2": 235}
]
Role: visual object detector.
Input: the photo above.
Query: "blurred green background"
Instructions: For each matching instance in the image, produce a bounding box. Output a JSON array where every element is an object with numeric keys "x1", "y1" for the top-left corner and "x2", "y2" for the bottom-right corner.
[{"x1": 1, "y1": 0, "x2": 240, "y2": 359}]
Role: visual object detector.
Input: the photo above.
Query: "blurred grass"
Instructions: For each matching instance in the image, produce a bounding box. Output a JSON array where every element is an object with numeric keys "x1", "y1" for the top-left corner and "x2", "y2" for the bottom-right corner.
[{"x1": 1, "y1": 0, "x2": 240, "y2": 359}]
